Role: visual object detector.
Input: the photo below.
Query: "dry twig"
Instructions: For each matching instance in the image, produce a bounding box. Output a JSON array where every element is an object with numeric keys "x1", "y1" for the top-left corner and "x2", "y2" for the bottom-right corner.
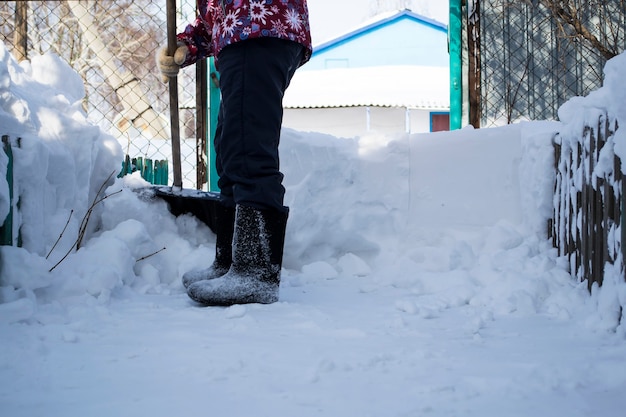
[
  {"x1": 49, "y1": 171, "x2": 120, "y2": 272},
  {"x1": 135, "y1": 247, "x2": 166, "y2": 263}
]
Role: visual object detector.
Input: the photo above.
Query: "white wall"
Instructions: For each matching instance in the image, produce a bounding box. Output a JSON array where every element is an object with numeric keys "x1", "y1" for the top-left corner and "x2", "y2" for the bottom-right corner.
[{"x1": 283, "y1": 106, "x2": 436, "y2": 138}]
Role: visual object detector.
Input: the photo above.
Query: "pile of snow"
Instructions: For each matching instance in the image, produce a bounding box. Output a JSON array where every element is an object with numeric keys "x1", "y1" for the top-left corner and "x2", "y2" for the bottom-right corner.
[
  {"x1": 1, "y1": 39, "x2": 625, "y2": 334},
  {"x1": 0, "y1": 43, "x2": 122, "y2": 310},
  {"x1": 1, "y1": 42, "x2": 626, "y2": 416}
]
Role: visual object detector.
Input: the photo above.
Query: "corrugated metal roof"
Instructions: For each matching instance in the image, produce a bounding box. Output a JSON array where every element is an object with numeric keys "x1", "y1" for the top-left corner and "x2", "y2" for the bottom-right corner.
[{"x1": 283, "y1": 65, "x2": 450, "y2": 110}]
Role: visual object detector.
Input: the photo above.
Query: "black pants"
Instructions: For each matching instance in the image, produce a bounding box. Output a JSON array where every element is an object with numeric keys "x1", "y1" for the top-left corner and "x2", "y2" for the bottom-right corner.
[{"x1": 215, "y1": 37, "x2": 304, "y2": 213}]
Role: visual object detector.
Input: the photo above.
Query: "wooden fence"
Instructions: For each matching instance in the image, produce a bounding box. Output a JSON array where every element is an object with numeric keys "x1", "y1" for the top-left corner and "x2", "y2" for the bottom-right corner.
[{"x1": 551, "y1": 111, "x2": 623, "y2": 291}]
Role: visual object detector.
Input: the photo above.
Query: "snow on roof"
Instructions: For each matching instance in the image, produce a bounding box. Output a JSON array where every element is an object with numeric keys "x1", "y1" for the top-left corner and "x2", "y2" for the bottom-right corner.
[{"x1": 283, "y1": 65, "x2": 450, "y2": 110}]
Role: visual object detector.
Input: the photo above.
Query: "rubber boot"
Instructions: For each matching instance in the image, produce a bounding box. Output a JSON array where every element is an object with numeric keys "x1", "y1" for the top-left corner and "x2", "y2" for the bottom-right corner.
[
  {"x1": 182, "y1": 203, "x2": 236, "y2": 289},
  {"x1": 187, "y1": 204, "x2": 288, "y2": 306}
]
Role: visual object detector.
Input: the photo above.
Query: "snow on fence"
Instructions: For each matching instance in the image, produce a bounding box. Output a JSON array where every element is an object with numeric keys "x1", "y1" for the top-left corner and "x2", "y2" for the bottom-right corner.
[{"x1": 551, "y1": 111, "x2": 623, "y2": 291}]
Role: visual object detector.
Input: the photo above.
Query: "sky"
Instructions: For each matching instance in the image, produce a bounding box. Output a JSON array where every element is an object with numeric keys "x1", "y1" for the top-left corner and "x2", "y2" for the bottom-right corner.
[
  {"x1": 307, "y1": 0, "x2": 449, "y2": 44},
  {"x1": 1, "y1": 41, "x2": 626, "y2": 416}
]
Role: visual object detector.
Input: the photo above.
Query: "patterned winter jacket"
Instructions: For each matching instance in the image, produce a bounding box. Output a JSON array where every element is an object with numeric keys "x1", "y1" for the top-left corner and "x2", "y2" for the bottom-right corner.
[{"x1": 178, "y1": 0, "x2": 312, "y2": 68}]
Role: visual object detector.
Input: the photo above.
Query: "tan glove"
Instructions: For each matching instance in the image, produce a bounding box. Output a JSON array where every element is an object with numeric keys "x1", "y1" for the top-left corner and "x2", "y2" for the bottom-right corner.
[{"x1": 157, "y1": 44, "x2": 189, "y2": 83}]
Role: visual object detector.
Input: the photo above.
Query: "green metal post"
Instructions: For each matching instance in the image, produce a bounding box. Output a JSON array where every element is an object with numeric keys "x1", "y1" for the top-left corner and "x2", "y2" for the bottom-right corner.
[
  {"x1": 449, "y1": 0, "x2": 463, "y2": 130},
  {"x1": 208, "y1": 57, "x2": 220, "y2": 192},
  {"x1": 1, "y1": 136, "x2": 13, "y2": 246}
]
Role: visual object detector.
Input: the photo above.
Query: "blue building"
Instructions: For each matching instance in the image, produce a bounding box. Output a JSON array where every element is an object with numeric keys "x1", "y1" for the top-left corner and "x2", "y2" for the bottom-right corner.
[
  {"x1": 283, "y1": 9, "x2": 451, "y2": 136},
  {"x1": 303, "y1": 9, "x2": 449, "y2": 70}
]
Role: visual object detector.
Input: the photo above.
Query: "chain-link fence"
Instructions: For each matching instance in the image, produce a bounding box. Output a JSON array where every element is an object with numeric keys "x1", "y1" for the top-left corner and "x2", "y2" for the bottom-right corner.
[
  {"x1": 6, "y1": 1, "x2": 625, "y2": 171},
  {"x1": 466, "y1": 0, "x2": 626, "y2": 128},
  {"x1": 0, "y1": 0, "x2": 205, "y2": 188}
]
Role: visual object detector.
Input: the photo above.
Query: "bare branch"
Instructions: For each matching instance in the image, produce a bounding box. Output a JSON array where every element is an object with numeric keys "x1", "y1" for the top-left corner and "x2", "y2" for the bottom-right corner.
[
  {"x1": 49, "y1": 171, "x2": 120, "y2": 272},
  {"x1": 136, "y1": 247, "x2": 166, "y2": 263},
  {"x1": 46, "y1": 209, "x2": 73, "y2": 260},
  {"x1": 539, "y1": 0, "x2": 618, "y2": 60}
]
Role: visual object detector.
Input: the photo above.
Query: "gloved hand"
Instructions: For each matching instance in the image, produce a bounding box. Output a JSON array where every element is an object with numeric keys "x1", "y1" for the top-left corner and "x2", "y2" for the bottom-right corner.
[{"x1": 157, "y1": 43, "x2": 189, "y2": 83}]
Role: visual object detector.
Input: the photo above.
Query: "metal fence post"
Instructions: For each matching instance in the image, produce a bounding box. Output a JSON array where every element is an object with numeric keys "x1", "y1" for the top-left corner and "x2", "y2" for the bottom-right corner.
[
  {"x1": 1, "y1": 136, "x2": 14, "y2": 246},
  {"x1": 449, "y1": 0, "x2": 463, "y2": 130},
  {"x1": 208, "y1": 57, "x2": 220, "y2": 192}
]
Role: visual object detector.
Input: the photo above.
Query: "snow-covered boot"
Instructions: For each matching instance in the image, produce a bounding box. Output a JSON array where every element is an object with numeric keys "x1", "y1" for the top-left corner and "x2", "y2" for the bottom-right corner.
[
  {"x1": 186, "y1": 204, "x2": 288, "y2": 306},
  {"x1": 182, "y1": 203, "x2": 236, "y2": 289}
]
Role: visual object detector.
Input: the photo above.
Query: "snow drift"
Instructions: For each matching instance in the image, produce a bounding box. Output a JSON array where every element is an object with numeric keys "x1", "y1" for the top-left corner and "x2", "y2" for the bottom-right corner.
[{"x1": 1, "y1": 42, "x2": 626, "y2": 417}]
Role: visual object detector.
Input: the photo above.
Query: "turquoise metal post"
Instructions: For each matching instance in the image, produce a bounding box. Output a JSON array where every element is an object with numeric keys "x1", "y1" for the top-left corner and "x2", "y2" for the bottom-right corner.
[
  {"x1": 208, "y1": 57, "x2": 220, "y2": 192},
  {"x1": 1, "y1": 136, "x2": 13, "y2": 246},
  {"x1": 449, "y1": 0, "x2": 463, "y2": 130}
]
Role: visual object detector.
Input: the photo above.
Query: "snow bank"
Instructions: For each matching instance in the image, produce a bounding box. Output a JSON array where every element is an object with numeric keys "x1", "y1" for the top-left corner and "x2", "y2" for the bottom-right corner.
[
  {"x1": 2, "y1": 42, "x2": 626, "y2": 417},
  {"x1": 1, "y1": 44, "x2": 625, "y2": 337},
  {"x1": 0, "y1": 42, "x2": 122, "y2": 294}
]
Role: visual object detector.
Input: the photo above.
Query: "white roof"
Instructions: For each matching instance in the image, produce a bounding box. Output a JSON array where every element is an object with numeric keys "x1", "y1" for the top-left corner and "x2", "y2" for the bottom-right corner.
[{"x1": 283, "y1": 65, "x2": 450, "y2": 110}]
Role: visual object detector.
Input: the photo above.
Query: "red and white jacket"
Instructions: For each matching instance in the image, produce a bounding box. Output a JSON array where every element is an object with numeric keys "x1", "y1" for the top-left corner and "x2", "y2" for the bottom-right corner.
[{"x1": 178, "y1": 0, "x2": 312, "y2": 68}]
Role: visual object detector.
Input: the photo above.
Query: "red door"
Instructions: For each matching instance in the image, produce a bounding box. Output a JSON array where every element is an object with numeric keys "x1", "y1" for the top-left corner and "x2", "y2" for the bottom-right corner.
[{"x1": 431, "y1": 113, "x2": 450, "y2": 132}]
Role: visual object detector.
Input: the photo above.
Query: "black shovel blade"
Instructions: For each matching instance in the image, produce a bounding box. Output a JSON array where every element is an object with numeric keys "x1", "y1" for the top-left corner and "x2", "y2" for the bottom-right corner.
[{"x1": 154, "y1": 186, "x2": 221, "y2": 233}]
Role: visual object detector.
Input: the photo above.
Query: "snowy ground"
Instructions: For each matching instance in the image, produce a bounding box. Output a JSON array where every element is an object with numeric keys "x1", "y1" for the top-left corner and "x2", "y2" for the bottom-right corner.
[{"x1": 1, "y1": 43, "x2": 626, "y2": 416}]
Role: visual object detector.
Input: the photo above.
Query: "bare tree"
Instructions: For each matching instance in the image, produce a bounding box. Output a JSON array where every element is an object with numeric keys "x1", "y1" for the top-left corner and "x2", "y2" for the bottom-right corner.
[
  {"x1": 66, "y1": 0, "x2": 168, "y2": 139},
  {"x1": 0, "y1": 1, "x2": 168, "y2": 135},
  {"x1": 536, "y1": 0, "x2": 624, "y2": 60},
  {"x1": 471, "y1": 0, "x2": 625, "y2": 126},
  {"x1": 13, "y1": 1, "x2": 27, "y2": 61}
]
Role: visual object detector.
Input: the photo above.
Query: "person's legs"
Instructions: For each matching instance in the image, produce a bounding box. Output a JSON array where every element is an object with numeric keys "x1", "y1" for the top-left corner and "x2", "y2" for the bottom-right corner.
[
  {"x1": 187, "y1": 38, "x2": 304, "y2": 305},
  {"x1": 214, "y1": 102, "x2": 235, "y2": 207},
  {"x1": 215, "y1": 37, "x2": 304, "y2": 212},
  {"x1": 180, "y1": 201, "x2": 235, "y2": 288},
  {"x1": 180, "y1": 104, "x2": 235, "y2": 288}
]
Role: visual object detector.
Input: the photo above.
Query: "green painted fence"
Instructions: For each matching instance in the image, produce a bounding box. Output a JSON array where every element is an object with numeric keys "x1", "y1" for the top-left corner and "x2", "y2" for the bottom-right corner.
[
  {"x1": 1, "y1": 135, "x2": 20, "y2": 247},
  {"x1": 119, "y1": 155, "x2": 169, "y2": 186}
]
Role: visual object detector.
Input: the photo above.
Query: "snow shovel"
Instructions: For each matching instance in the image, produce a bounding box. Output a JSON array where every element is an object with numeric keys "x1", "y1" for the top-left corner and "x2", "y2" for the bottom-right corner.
[{"x1": 153, "y1": 0, "x2": 220, "y2": 232}]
